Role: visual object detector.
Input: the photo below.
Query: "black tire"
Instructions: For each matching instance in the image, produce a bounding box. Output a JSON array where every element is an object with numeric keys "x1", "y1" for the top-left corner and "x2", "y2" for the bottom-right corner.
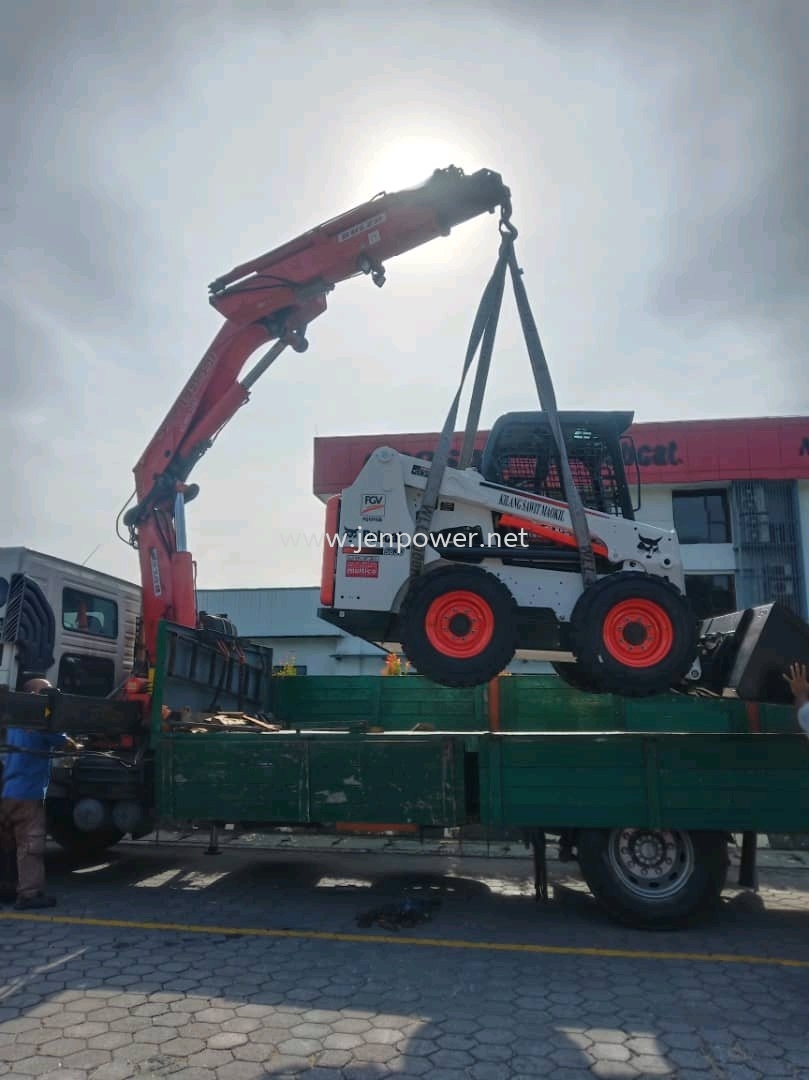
[
  {"x1": 47, "y1": 813, "x2": 124, "y2": 860},
  {"x1": 551, "y1": 662, "x2": 605, "y2": 694},
  {"x1": 577, "y1": 827, "x2": 729, "y2": 930},
  {"x1": 570, "y1": 572, "x2": 698, "y2": 697},
  {"x1": 399, "y1": 566, "x2": 517, "y2": 687}
]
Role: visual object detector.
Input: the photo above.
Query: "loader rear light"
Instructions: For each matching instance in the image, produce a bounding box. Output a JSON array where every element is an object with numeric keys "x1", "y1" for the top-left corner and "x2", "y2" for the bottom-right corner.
[{"x1": 320, "y1": 495, "x2": 341, "y2": 606}]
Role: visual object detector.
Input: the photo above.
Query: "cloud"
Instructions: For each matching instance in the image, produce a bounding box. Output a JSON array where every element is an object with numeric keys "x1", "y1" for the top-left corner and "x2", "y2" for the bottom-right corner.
[
  {"x1": 644, "y1": 5, "x2": 808, "y2": 378},
  {"x1": 499, "y1": 0, "x2": 809, "y2": 394},
  {"x1": 3, "y1": 0, "x2": 808, "y2": 589}
]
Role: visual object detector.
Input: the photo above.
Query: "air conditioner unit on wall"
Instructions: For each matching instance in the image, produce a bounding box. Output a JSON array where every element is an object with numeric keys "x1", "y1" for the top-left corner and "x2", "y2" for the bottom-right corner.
[{"x1": 767, "y1": 562, "x2": 795, "y2": 598}]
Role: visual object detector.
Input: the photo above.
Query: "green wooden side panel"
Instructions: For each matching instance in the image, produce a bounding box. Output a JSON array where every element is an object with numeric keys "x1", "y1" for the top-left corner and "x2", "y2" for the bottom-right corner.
[
  {"x1": 272, "y1": 676, "x2": 485, "y2": 731},
  {"x1": 158, "y1": 733, "x2": 464, "y2": 826},
  {"x1": 306, "y1": 736, "x2": 464, "y2": 824},
  {"x1": 270, "y1": 674, "x2": 796, "y2": 737},
  {"x1": 271, "y1": 677, "x2": 381, "y2": 728},
  {"x1": 752, "y1": 703, "x2": 802, "y2": 734},
  {"x1": 378, "y1": 681, "x2": 485, "y2": 731},
  {"x1": 498, "y1": 678, "x2": 622, "y2": 731},
  {"x1": 656, "y1": 734, "x2": 809, "y2": 831},
  {"x1": 160, "y1": 735, "x2": 308, "y2": 821},
  {"x1": 478, "y1": 729, "x2": 809, "y2": 833},
  {"x1": 498, "y1": 677, "x2": 757, "y2": 733},
  {"x1": 479, "y1": 735, "x2": 654, "y2": 828},
  {"x1": 619, "y1": 696, "x2": 746, "y2": 733},
  {"x1": 150, "y1": 624, "x2": 809, "y2": 836}
]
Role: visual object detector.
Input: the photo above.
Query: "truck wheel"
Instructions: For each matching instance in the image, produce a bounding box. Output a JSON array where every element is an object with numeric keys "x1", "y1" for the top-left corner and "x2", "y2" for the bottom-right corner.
[
  {"x1": 48, "y1": 813, "x2": 124, "y2": 860},
  {"x1": 570, "y1": 572, "x2": 698, "y2": 696},
  {"x1": 577, "y1": 827, "x2": 728, "y2": 929},
  {"x1": 399, "y1": 566, "x2": 517, "y2": 687}
]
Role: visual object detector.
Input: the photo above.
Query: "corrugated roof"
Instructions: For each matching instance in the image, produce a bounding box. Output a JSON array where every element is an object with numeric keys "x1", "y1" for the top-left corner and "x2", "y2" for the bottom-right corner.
[{"x1": 196, "y1": 586, "x2": 338, "y2": 637}]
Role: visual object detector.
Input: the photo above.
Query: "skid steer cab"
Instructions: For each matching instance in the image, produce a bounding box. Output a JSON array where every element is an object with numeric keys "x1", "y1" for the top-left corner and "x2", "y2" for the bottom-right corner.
[{"x1": 319, "y1": 410, "x2": 703, "y2": 696}]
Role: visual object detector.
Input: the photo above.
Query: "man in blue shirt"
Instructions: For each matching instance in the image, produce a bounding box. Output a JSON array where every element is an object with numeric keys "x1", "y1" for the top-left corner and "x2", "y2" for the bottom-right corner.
[{"x1": 0, "y1": 678, "x2": 77, "y2": 910}]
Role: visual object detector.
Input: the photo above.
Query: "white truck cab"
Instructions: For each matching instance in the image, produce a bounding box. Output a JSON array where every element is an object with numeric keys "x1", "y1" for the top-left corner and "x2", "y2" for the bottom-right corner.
[{"x1": 0, "y1": 547, "x2": 141, "y2": 696}]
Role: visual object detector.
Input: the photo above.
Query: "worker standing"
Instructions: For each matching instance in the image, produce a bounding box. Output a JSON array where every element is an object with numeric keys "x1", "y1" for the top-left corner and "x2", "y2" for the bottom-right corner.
[
  {"x1": 783, "y1": 662, "x2": 809, "y2": 736},
  {"x1": 0, "y1": 678, "x2": 77, "y2": 910},
  {"x1": 0, "y1": 727, "x2": 15, "y2": 899}
]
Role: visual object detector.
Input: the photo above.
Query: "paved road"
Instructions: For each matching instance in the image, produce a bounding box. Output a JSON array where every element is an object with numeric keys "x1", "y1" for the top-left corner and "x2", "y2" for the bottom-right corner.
[{"x1": 2, "y1": 841, "x2": 809, "y2": 1080}]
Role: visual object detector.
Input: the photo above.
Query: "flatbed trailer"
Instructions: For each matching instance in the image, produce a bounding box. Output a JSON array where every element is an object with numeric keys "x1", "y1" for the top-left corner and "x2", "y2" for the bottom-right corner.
[{"x1": 5, "y1": 620, "x2": 809, "y2": 930}]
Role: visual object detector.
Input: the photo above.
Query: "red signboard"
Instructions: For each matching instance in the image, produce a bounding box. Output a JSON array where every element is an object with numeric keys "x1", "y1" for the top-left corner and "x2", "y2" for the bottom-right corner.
[{"x1": 313, "y1": 416, "x2": 809, "y2": 500}]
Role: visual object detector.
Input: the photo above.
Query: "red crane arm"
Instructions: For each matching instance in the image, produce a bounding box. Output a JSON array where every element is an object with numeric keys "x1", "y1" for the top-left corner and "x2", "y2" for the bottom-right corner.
[{"x1": 122, "y1": 166, "x2": 510, "y2": 671}]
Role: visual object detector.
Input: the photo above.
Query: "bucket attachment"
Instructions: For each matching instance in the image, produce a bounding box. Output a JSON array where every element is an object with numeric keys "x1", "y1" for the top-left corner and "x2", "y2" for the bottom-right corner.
[{"x1": 695, "y1": 602, "x2": 809, "y2": 704}]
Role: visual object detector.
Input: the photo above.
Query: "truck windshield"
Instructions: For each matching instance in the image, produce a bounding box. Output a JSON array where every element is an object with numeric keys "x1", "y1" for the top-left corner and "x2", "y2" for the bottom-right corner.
[{"x1": 62, "y1": 587, "x2": 119, "y2": 639}]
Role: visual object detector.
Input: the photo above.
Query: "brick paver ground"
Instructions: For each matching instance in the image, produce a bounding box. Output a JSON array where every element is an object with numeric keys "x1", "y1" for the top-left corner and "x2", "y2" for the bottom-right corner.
[{"x1": 2, "y1": 842, "x2": 809, "y2": 1079}]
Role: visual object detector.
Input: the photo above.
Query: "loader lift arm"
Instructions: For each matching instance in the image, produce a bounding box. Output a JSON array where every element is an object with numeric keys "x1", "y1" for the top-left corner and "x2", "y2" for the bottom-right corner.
[{"x1": 120, "y1": 166, "x2": 511, "y2": 673}]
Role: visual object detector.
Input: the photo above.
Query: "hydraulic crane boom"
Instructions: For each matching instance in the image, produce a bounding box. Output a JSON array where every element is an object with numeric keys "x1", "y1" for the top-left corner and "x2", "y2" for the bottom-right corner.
[{"x1": 121, "y1": 166, "x2": 511, "y2": 675}]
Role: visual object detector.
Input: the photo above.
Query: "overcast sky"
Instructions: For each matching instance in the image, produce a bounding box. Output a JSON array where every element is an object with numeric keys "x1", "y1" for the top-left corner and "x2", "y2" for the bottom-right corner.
[{"x1": 4, "y1": 0, "x2": 807, "y2": 591}]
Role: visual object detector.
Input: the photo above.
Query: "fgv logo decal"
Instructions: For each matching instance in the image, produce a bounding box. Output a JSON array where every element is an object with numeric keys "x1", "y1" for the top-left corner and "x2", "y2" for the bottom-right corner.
[{"x1": 361, "y1": 494, "x2": 386, "y2": 522}]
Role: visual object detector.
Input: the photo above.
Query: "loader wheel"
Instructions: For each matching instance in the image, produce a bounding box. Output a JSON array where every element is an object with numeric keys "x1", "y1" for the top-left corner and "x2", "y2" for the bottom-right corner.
[
  {"x1": 399, "y1": 566, "x2": 517, "y2": 687},
  {"x1": 551, "y1": 662, "x2": 604, "y2": 694},
  {"x1": 570, "y1": 572, "x2": 698, "y2": 697}
]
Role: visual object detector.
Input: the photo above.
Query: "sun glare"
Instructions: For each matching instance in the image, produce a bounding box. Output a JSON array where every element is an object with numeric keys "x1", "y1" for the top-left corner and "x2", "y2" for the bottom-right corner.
[
  {"x1": 345, "y1": 130, "x2": 495, "y2": 275},
  {"x1": 360, "y1": 133, "x2": 485, "y2": 194}
]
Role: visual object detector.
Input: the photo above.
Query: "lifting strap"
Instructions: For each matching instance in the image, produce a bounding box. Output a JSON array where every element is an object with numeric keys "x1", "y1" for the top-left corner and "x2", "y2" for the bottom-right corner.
[{"x1": 410, "y1": 210, "x2": 598, "y2": 586}]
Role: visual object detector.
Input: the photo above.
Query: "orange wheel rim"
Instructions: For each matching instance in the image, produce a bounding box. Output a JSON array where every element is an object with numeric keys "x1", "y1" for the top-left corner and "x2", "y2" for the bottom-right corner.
[
  {"x1": 602, "y1": 598, "x2": 674, "y2": 669},
  {"x1": 425, "y1": 590, "x2": 495, "y2": 659}
]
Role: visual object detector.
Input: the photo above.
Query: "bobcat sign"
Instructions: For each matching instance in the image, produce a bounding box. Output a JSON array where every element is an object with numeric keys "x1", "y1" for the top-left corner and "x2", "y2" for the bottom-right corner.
[{"x1": 312, "y1": 415, "x2": 809, "y2": 502}]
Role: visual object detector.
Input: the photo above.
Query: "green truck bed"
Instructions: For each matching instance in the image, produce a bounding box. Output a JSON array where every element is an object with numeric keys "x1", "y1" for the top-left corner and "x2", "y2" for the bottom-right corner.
[
  {"x1": 87, "y1": 621, "x2": 800, "y2": 929},
  {"x1": 151, "y1": 633, "x2": 809, "y2": 838},
  {"x1": 157, "y1": 689, "x2": 809, "y2": 835}
]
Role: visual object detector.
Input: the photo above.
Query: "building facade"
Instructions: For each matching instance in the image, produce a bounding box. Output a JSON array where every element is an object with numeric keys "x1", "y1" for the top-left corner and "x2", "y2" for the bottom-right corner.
[
  {"x1": 195, "y1": 585, "x2": 391, "y2": 676},
  {"x1": 202, "y1": 415, "x2": 809, "y2": 676},
  {"x1": 312, "y1": 414, "x2": 809, "y2": 625}
]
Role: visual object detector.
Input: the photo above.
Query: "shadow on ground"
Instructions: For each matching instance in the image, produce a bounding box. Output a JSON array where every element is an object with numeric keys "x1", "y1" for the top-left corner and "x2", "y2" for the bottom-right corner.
[{"x1": 2, "y1": 844, "x2": 809, "y2": 1078}]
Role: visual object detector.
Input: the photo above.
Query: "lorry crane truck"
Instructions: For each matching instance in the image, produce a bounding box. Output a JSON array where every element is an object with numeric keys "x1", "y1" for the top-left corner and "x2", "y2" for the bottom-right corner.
[
  {"x1": 4, "y1": 167, "x2": 809, "y2": 922},
  {"x1": 116, "y1": 163, "x2": 809, "y2": 704}
]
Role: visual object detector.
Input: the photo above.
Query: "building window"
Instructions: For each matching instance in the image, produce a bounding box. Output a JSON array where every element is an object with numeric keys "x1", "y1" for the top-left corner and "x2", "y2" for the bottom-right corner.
[
  {"x1": 62, "y1": 587, "x2": 118, "y2": 639},
  {"x1": 684, "y1": 574, "x2": 737, "y2": 620},
  {"x1": 673, "y1": 490, "x2": 731, "y2": 543}
]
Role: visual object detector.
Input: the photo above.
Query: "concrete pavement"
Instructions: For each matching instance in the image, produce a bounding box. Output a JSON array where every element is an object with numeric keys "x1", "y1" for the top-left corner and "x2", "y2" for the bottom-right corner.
[{"x1": 2, "y1": 841, "x2": 809, "y2": 1079}]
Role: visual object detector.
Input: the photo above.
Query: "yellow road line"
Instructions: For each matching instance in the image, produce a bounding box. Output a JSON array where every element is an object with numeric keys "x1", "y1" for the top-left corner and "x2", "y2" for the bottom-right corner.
[{"x1": 1, "y1": 912, "x2": 807, "y2": 967}]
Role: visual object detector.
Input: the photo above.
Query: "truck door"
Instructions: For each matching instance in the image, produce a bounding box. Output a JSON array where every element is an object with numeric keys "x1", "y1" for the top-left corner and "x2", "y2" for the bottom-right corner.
[{"x1": 58, "y1": 584, "x2": 120, "y2": 696}]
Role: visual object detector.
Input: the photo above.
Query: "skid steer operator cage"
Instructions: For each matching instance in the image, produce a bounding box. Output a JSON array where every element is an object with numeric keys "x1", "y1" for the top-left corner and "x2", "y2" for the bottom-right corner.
[{"x1": 480, "y1": 412, "x2": 636, "y2": 520}]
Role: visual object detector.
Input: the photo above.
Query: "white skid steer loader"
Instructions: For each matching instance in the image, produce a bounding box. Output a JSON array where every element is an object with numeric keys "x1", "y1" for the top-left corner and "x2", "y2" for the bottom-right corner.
[
  {"x1": 318, "y1": 410, "x2": 704, "y2": 695},
  {"x1": 317, "y1": 198, "x2": 809, "y2": 699}
]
